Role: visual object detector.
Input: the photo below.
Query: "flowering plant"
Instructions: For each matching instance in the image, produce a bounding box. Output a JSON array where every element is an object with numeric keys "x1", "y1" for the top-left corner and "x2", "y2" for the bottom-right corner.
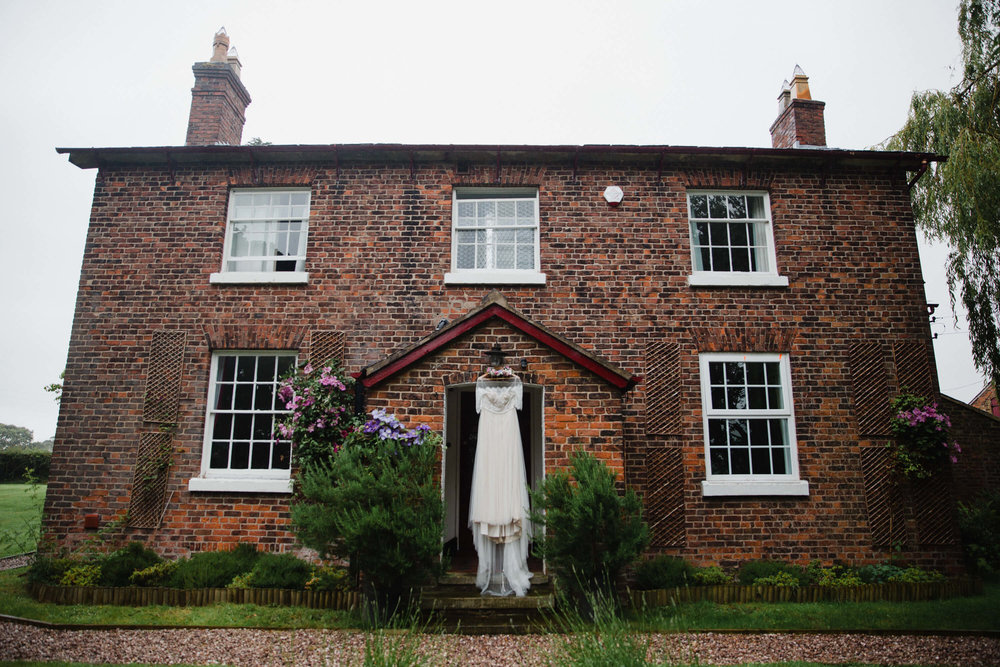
[
  {"x1": 274, "y1": 361, "x2": 357, "y2": 470},
  {"x1": 361, "y1": 408, "x2": 432, "y2": 446},
  {"x1": 484, "y1": 365, "x2": 515, "y2": 379},
  {"x1": 888, "y1": 391, "x2": 961, "y2": 480}
]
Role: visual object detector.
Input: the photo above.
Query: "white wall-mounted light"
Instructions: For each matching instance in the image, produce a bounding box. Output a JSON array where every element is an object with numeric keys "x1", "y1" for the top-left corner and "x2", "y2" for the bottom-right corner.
[{"x1": 603, "y1": 185, "x2": 624, "y2": 207}]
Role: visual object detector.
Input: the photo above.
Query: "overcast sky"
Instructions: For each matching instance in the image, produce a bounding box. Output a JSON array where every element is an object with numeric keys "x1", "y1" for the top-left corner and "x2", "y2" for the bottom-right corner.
[{"x1": 0, "y1": 0, "x2": 986, "y2": 442}]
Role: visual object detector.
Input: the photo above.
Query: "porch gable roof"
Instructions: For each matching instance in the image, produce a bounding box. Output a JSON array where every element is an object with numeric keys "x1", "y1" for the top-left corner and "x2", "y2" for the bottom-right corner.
[{"x1": 356, "y1": 292, "x2": 639, "y2": 390}]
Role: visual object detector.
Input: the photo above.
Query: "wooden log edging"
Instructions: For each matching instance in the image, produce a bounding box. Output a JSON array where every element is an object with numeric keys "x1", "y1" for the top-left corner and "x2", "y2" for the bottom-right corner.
[
  {"x1": 29, "y1": 582, "x2": 359, "y2": 610},
  {"x1": 630, "y1": 579, "x2": 984, "y2": 608}
]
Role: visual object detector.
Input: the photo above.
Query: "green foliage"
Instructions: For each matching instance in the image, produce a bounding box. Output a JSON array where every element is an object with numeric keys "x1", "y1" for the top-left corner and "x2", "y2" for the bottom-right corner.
[
  {"x1": 361, "y1": 628, "x2": 429, "y2": 667},
  {"x1": 888, "y1": 567, "x2": 946, "y2": 583},
  {"x1": 737, "y1": 560, "x2": 808, "y2": 586},
  {"x1": 633, "y1": 555, "x2": 694, "y2": 590},
  {"x1": 60, "y1": 563, "x2": 101, "y2": 587},
  {"x1": 692, "y1": 565, "x2": 732, "y2": 585},
  {"x1": 857, "y1": 563, "x2": 906, "y2": 584},
  {"x1": 815, "y1": 564, "x2": 863, "y2": 588},
  {"x1": 292, "y1": 412, "x2": 443, "y2": 620},
  {"x1": 129, "y1": 559, "x2": 179, "y2": 586},
  {"x1": 752, "y1": 571, "x2": 801, "y2": 587},
  {"x1": 529, "y1": 451, "x2": 648, "y2": 606},
  {"x1": 227, "y1": 572, "x2": 255, "y2": 589},
  {"x1": 166, "y1": 544, "x2": 260, "y2": 589},
  {"x1": 0, "y1": 450, "x2": 50, "y2": 481},
  {"x1": 99, "y1": 541, "x2": 162, "y2": 587},
  {"x1": 887, "y1": 0, "x2": 1000, "y2": 388},
  {"x1": 958, "y1": 489, "x2": 1000, "y2": 575},
  {"x1": 275, "y1": 361, "x2": 358, "y2": 470},
  {"x1": 44, "y1": 370, "x2": 64, "y2": 402},
  {"x1": 247, "y1": 552, "x2": 313, "y2": 589},
  {"x1": 305, "y1": 564, "x2": 352, "y2": 592},
  {"x1": 548, "y1": 590, "x2": 655, "y2": 666},
  {"x1": 0, "y1": 423, "x2": 34, "y2": 450},
  {"x1": 26, "y1": 556, "x2": 77, "y2": 585},
  {"x1": 887, "y1": 392, "x2": 960, "y2": 479}
]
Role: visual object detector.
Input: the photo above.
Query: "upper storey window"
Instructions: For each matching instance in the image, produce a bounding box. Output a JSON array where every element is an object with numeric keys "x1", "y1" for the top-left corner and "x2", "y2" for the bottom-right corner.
[
  {"x1": 444, "y1": 188, "x2": 546, "y2": 285},
  {"x1": 210, "y1": 189, "x2": 311, "y2": 284},
  {"x1": 687, "y1": 192, "x2": 788, "y2": 287}
]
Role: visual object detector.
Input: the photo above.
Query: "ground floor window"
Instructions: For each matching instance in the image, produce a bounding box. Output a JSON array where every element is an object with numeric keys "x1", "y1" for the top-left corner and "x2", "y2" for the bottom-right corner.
[
  {"x1": 189, "y1": 351, "x2": 296, "y2": 493},
  {"x1": 698, "y1": 352, "x2": 808, "y2": 496}
]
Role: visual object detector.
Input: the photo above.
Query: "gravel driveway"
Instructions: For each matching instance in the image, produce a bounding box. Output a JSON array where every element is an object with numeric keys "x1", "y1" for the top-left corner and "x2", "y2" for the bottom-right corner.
[{"x1": 2, "y1": 620, "x2": 998, "y2": 666}]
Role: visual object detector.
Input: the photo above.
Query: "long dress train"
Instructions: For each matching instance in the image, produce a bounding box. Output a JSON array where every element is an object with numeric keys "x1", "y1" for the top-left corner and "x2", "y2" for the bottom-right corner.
[{"x1": 467, "y1": 375, "x2": 533, "y2": 596}]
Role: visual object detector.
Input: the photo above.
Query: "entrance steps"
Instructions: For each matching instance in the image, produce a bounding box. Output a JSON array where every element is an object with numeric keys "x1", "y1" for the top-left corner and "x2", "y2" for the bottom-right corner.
[{"x1": 419, "y1": 572, "x2": 556, "y2": 634}]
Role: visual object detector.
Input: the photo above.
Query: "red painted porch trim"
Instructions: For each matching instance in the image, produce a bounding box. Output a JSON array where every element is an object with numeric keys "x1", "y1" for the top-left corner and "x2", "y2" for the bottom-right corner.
[{"x1": 359, "y1": 303, "x2": 637, "y2": 390}]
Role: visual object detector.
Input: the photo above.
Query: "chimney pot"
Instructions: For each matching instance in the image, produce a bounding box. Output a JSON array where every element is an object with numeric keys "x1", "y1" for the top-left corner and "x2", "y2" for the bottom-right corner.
[
  {"x1": 211, "y1": 28, "x2": 230, "y2": 63},
  {"x1": 185, "y1": 29, "x2": 252, "y2": 146},
  {"x1": 769, "y1": 67, "x2": 826, "y2": 149}
]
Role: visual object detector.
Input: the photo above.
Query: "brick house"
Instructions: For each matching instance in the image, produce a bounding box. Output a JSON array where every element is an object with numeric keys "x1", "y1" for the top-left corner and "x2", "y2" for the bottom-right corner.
[{"x1": 45, "y1": 33, "x2": 1000, "y2": 571}]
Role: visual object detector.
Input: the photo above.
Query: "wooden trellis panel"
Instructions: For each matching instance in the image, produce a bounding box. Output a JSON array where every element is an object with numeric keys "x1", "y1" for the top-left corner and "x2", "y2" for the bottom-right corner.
[
  {"x1": 127, "y1": 432, "x2": 173, "y2": 529},
  {"x1": 860, "y1": 446, "x2": 908, "y2": 548},
  {"x1": 912, "y1": 473, "x2": 959, "y2": 546},
  {"x1": 893, "y1": 340, "x2": 934, "y2": 398},
  {"x1": 645, "y1": 341, "x2": 681, "y2": 435},
  {"x1": 850, "y1": 342, "x2": 892, "y2": 436},
  {"x1": 309, "y1": 330, "x2": 346, "y2": 366},
  {"x1": 645, "y1": 446, "x2": 686, "y2": 547},
  {"x1": 142, "y1": 331, "x2": 186, "y2": 424}
]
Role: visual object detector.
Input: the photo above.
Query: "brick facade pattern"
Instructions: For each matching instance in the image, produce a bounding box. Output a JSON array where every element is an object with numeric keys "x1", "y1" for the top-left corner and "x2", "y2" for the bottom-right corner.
[{"x1": 44, "y1": 154, "x2": 988, "y2": 572}]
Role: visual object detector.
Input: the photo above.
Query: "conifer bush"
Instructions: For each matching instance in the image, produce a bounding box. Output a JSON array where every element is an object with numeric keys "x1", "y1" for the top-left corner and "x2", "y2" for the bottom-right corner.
[
  {"x1": 292, "y1": 409, "x2": 443, "y2": 622},
  {"x1": 529, "y1": 451, "x2": 648, "y2": 609}
]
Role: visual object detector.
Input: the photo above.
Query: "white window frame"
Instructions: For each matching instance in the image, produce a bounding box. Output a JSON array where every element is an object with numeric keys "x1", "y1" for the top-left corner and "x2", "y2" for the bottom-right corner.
[
  {"x1": 698, "y1": 352, "x2": 808, "y2": 496},
  {"x1": 444, "y1": 187, "x2": 546, "y2": 285},
  {"x1": 686, "y1": 191, "x2": 788, "y2": 287},
  {"x1": 188, "y1": 351, "x2": 297, "y2": 493},
  {"x1": 210, "y1": 188, "x2": 311, "y2": 284}
]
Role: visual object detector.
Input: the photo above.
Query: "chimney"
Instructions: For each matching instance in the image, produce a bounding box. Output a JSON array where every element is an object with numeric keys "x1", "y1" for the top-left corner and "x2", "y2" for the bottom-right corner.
[
  {"x1": 769, "y1": 65, "x2": 826, "y2": 148},
  {"x1": 185, "y1": 28, "x2": 252, "y2": 146}
]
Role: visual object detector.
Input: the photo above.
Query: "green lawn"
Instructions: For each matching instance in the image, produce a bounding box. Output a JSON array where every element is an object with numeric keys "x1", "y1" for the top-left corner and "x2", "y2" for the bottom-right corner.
[
  {"x1": 643, "y1": 581, "x2": 1000, "y2": 633},
  {"x1": 0, "y1": 482, "x2": 46, "y2": 557}
]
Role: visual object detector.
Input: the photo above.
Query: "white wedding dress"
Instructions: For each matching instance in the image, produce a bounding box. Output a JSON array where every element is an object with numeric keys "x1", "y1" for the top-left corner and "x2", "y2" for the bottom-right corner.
[{"x1": 468, "y1": 375, "x2": 533, "y2": 596}]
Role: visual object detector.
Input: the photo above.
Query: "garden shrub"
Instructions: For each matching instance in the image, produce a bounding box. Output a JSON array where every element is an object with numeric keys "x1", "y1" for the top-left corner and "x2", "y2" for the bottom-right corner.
[
  {"x1": 529, "y1": 451, "x2": 648, "y2": 610},
  {"x1": 227, "y1": 572, "x2": 255, "y2": 589},
  {"x1": 293, "y1": 410, "x2": 443, "y2": 622},
  {"x1": 99, "y1": 541, "x2": 162, "y2": 587},
  {"x1": 129, "y1": 560, "x2": 178, "y2": 586},
  {"x1": 247, "y1": 552, "x2": 313, "y2": 589},
  {"x1": 306, "y1": 564, "x2": 353, "y2": 592},
  {"x1": 633, "y1": 555, "x2": 694, "y2": 590},
  {"x1": 0, "y1": 449, "x2": 50, "y2": 482},
  {"x1": 166, "y1": 543, "x2": 260, "y2": 589},
  {"x1": 26, "y1": 556, "x2": 77, "y2": 585},
  {"x1": 958, "y1": 489, "x2": 1000, "y2": 576},
  {"x1": 752, "y1": 571, "x2": 800, "y2": 587},
  {"x1": 857, "y1": 563, "x2": 905, "y2": 584},
  {"x1": 816, "y1": 564, "x2": 863, "y2": 587},
  {"x1": 737, "y1": 560, "x2": 808, "y2": 586},
  {"x1": 888, "y1": 391, "x2": 960, "y2": 479},
  {"x1": 888, "y1": 567, "x2": 946, "y2": 583},
  {"x1": 692, "y1": 565, "x2": 732, "y2": 585},
  {"x1": 60, "y1": 563, "x2": 101, "y2": 587}
]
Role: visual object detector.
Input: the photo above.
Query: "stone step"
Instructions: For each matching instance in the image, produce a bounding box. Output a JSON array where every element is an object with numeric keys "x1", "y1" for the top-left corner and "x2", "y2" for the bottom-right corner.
[
  {"x1": 436, "y1": 572, "x2": 551, "y2": 587},
  {"x1": 420, "y1": 591, "x2": 554, "y2": 611}
]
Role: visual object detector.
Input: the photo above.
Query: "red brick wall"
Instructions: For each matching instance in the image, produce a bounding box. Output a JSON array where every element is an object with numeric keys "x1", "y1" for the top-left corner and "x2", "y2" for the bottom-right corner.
[
  {"x1": 45, "y1": 154, "x2": 973, "y2": 571},
  {"x1": 770, "y1": 99, "x2": 827, "y2": 148}
]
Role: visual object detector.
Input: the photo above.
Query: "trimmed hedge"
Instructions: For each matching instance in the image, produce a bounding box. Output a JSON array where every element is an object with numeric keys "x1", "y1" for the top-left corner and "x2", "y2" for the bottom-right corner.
[{"x1": 0, "y1": 450, "x2": 50, "y2": 482}]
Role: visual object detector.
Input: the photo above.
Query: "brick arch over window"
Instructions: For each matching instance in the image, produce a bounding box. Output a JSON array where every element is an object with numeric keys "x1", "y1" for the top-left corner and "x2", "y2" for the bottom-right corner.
[
  {"x1": 691, "y1": 327, "x2": 799, "y2": 353},
  {"x1": 683, "y1": 167, "x2": 777, "y2": 191},
  {"x1": 226, "y1": 166, "x2": 317, "y2": 187},
  {"x1": 451, "y1": 164, "x2": 547, "y2": 187},
  {"x1": 202, "y1": 324, "x2": 307, "y2": 350}
]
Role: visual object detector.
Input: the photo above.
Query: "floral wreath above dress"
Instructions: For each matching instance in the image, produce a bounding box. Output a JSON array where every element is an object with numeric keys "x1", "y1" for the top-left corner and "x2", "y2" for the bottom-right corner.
[{"x1": 483, "y1": 365, "x2": 516, "y2": 379}]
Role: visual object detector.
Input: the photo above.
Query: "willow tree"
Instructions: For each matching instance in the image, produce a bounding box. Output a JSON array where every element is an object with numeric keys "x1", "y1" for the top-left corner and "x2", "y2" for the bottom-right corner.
[{"x1": 888, "y1": 0, "x2": 1000, "y2": 390}]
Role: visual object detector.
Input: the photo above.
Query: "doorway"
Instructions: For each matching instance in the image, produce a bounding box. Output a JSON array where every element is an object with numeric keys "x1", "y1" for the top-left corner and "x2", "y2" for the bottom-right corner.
[{"x1": 443, "y1": 383, "x2": 543, "y2": 572}]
